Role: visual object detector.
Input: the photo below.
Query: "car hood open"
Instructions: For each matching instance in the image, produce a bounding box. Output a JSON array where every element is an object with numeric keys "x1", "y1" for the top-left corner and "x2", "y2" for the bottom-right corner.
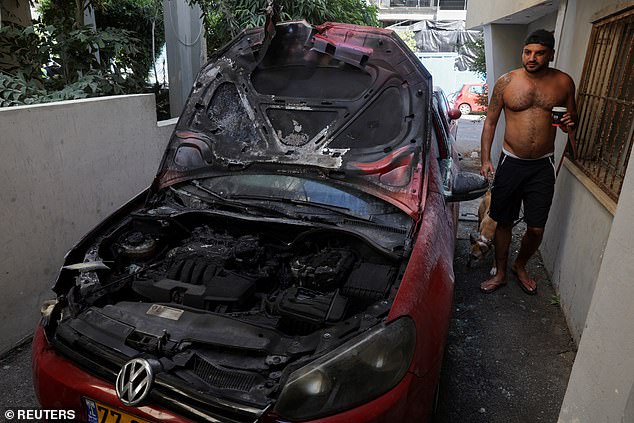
[{"x1": 154, "y1": 21, "x2": 432, "y2": 219}]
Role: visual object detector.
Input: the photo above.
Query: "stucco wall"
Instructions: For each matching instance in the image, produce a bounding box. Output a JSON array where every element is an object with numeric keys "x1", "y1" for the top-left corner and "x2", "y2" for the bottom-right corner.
[
  {"x1": 558, "y1": 143, "x2": 634, "y2": 423},
  {"x1": 527, "y1": 11, "x2": 558, "y2": 33},
  {"x1": 466, "y1": 0, "x2": 545, "y2": 29},
  {"x1": 483, "y1": 23, "x2": 527, "y2": 165},
  {"x1": 0, "y1": 94, "x2": 176, "y2": 355},
  {"x1": 541, "y1": 164, "x2": 612, "y2": 344}
]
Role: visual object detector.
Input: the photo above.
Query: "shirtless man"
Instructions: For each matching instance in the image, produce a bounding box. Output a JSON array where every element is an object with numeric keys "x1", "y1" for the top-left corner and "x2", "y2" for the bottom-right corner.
[{"x1": 479, "y1": 29, "x2": 576, "y2": 295}]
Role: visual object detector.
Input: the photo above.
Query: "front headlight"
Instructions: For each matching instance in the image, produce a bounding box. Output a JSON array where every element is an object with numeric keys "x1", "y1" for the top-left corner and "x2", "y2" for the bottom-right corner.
[{"x1": 274, "y1": 317, "x2": 416, "y2": 421}]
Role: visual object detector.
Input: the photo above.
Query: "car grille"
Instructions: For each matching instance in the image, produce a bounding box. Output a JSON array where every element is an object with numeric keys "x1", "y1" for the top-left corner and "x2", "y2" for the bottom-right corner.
[
  {"x1": 52, "y1": 333, "x2": 267, "y2": 423},
  {"x1": 192, "y1": 356, "x2": 257, "y2": 392}
]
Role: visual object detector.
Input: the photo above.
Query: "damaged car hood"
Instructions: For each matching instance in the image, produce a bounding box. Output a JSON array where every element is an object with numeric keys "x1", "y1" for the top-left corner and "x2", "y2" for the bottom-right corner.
[{"x1": 155, "y1": 21, "x2": 432, "y2": 219}]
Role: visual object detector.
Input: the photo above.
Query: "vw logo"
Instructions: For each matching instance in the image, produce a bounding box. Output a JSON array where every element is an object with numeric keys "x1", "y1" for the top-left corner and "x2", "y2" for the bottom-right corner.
[{"x1": 116, "y1": 358, "x2": 154, "y2": 406}]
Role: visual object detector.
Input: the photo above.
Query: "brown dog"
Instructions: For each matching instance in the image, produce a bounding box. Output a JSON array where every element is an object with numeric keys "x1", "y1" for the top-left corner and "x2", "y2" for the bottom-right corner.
[{"x1": 468, "y1": 191, "x2": 497, "y2": 275}]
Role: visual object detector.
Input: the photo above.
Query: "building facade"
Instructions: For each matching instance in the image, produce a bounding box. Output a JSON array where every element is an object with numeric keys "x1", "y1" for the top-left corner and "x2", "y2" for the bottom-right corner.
[{"x1": 370, "y1": 0, "x2": 467, "y2": 24}]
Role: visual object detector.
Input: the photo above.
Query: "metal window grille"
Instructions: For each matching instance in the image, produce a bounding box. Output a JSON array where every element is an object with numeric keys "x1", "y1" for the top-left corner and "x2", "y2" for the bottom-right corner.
[{"x1": 572, "y1": 8, "x2": 634, "y2": 201}]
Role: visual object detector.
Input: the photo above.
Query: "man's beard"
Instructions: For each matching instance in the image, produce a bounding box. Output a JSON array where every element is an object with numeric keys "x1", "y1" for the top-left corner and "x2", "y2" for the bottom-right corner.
[{"x1": 523, "y1": 61, "x2": 548, "y2": 73}]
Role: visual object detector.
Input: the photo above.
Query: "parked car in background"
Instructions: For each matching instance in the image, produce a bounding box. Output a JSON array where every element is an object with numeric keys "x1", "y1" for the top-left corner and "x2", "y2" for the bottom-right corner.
[
  {"x1": 433, "y1": 86, "x2": 461, "y2": 141},
  {"x1": 453, "y1": 82, "x2": 488, "y2": 115},
  {"x1": 32, "y1": 21, "x2": 487, "y2": 423}
]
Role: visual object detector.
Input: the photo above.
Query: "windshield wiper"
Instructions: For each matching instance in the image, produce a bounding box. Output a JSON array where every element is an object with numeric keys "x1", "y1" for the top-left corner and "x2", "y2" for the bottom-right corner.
[
  {"x1": 227, "y1": 194, "x2": 376, "y2": 223},
  {"x1": 171, "y1": 184, "x2": 299, "y2": 220}
]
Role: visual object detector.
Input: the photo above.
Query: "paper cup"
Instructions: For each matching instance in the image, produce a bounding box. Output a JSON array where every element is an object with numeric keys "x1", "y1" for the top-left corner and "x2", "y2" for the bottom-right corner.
[{"x1": 552, "y1": 106, "x2": 567, "y2": 127}]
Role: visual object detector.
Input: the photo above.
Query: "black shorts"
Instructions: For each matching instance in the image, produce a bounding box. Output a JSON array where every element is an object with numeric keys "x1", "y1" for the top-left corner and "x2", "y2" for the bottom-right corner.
[{"x1": 489, "y1": 152, "x2": 556, "y2": 228}]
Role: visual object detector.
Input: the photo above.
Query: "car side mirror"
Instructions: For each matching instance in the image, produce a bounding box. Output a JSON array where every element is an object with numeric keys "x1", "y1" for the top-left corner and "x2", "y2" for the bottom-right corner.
[
  {"x1": 446, "y1": 171, "x2": 488, "y2": 202},
  {"x1": 448, "y1": 109, "x2": 462, "y2": 120}
]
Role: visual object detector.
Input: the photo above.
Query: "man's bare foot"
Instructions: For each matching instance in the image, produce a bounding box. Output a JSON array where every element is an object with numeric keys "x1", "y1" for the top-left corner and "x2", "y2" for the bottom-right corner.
[
  {"x1": 480, "y1": 274, "x2": 507, "y2": 294},
  {"x1": 511, "y1": 263, "x2": 537, "y2": 295}
]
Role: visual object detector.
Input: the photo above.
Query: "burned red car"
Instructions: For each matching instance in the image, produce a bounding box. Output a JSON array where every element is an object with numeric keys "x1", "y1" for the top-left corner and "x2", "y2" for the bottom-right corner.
[{"x1": 32, "y1": 21, "x2": 486, "y2": 423}]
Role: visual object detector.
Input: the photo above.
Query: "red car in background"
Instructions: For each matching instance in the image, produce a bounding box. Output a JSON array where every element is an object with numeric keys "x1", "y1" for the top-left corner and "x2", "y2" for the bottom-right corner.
[
  {"x1": 452, "y1": 82, "x2": 488, "y2": 115},
  {"x1": 32, "y1": 20, "x2": 487, "y2": 423}
]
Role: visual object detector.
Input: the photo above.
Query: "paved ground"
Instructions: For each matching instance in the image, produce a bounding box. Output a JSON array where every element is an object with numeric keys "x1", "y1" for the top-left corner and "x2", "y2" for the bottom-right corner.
[
  {"x1": 0, "y1": 118, "x2": 575, "y2": 422},
  {"x1": 432, "y1": 118, "x2": 576, "y2": 423},
  {"x1": 0, "y1": 340, "x2": 37, "y2": 412}
]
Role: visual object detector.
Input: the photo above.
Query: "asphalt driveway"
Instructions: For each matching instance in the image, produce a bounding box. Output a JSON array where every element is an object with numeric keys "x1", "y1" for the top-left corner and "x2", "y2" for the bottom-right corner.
[{"x1": 432, "y1": 118, "x2": 576, "y2": 422}]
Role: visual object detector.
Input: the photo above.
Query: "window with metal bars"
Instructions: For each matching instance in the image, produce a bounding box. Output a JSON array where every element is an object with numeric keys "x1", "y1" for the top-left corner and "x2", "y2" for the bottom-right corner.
[{"x1": 572, "y1": 8, "x2": 634, "y2": 202}]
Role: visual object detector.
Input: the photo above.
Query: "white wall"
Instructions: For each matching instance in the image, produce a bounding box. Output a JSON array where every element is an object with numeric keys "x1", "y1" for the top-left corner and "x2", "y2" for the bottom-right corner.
[
  {"x1": 527, "y1": 11, "x2": 558, "y2": 33},
  {"x1": 466, "y1": 0, "x2": 545, "y2": 29},
  {"x1": 0, "y1": 94, "x2": 176, "y2": 355},
  {"x1": 541, "y1": 163, "x2": 612, "y2": 343},
  {"x1": 558, "y1": 142, "x2": 634, "y2": 423},
  {"x1": 483, "y1": 23, "x2": 527, "y2": 164}
]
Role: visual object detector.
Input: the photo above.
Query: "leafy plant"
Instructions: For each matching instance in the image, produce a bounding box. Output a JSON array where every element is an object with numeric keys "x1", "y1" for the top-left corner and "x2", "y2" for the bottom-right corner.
[
  {"x1": 396, "y1": 31, "x2": 417, "y2": 53},
  {"x1": 464, "y1": 36, "x2": 486, "y2": 80},
  {"x1": 0, "y1": 20, "x2": 147, "y2": 107},
  {"x1": 0, "y1": 72, "x2": 44, "y2": 106},
  {"x1": 38, "y1": 0, "x2": 165, "y2": 84}
]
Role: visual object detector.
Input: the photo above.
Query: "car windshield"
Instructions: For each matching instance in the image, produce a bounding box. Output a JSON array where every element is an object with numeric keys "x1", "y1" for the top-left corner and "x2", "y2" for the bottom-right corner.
[{"x1": 194, "y1": 174, "x2": 406, "y2": 218}]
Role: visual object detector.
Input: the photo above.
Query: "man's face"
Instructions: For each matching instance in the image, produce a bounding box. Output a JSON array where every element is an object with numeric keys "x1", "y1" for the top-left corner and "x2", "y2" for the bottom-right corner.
[{"x1": 522, "y1": 43, "x2": 554, "y2": 73}]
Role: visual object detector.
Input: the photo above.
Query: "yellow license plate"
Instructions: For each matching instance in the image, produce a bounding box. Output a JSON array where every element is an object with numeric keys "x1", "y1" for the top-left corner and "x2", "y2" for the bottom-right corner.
[{"x1": 84, "y1": 398, "x2": 154, "y2": 423}]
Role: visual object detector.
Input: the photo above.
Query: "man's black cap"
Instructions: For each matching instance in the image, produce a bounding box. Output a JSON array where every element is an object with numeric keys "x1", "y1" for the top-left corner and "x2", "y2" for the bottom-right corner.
[{"x1": 524, "y1": 29, "x2": 555, "y2": 49}]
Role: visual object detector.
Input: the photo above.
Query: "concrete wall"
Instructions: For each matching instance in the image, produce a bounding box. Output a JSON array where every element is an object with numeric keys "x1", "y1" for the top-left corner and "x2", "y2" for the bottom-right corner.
[
  {"x1": 483, "y1": 23, "x2": 527, "y2": 164},
  {"x1": 0, "y1": 94, "x2": 176, "y2": 355},
  {"x1": 541, "y1": 163, "x2": 612, "y2": 343},
  {"x1": 527, "y1": 11, "x2": 558, "y2": 33},
  {"x1": 558, "y1": 144, "x2": 634, "y2": 423},
  {"x1": 0, "y1": 0, "x2": 32, "y2": 26},
  {"x1": 466, "y1": 0, "x2": 545, "y2": 29}
]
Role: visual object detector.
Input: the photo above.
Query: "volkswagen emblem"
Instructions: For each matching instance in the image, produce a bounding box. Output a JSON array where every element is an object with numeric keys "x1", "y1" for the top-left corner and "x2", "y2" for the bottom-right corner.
[{"x1": 116, "y1": 358, "x2": 154, "y2": 406}]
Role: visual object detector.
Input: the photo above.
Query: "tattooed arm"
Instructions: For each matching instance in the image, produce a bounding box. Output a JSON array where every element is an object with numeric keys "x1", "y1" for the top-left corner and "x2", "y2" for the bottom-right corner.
[{"x1": 480, "y1": 73, "x2": 510, "y2": 178}]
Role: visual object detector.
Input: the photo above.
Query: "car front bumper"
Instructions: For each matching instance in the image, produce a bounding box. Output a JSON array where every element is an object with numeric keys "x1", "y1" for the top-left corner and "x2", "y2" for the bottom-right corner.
[{"x1": 32, "y1": 324, "x2": 427, "y2": 423}]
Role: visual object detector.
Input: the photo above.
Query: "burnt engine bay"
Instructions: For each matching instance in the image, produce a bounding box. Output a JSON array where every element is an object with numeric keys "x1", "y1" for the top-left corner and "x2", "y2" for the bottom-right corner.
[{"x1": 53, "y1": 212, "x2": 407, "y2": 406}]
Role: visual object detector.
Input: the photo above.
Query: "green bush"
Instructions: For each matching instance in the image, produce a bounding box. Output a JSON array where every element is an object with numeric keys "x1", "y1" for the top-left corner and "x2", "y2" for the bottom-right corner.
[
  {"x1": 0, "y1": 21, "x2": 145, "y2": 106},
  {"x1": 1, "y1": 0, "x2": 168, "y2": 116}
]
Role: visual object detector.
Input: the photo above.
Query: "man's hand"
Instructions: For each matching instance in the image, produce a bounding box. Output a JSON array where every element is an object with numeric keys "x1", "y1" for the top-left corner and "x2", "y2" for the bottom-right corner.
[
  {"x1": 560, "y1": 112, "x2": 576, "y2": 133},
  {"x1": 480, "y1": 160, "x2": 495, "y2": 179}
]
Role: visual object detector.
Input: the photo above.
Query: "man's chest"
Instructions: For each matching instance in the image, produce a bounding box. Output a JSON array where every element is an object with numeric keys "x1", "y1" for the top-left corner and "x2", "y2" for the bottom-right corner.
[{"x1": 504, "y1": 80, "x2": 566, "y2": 112}]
